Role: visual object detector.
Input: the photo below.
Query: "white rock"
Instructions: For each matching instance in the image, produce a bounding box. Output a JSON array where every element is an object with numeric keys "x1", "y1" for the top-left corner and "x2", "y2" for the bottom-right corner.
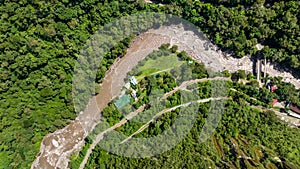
[{"x1": 52, "y1": 139, "x2": 59, "y2": 148}]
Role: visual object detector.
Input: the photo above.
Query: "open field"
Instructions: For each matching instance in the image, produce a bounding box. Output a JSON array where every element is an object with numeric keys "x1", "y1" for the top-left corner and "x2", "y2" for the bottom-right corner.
[
  {"x1": 138, "y1": 55, "x2": 183, "y2": 72},
  {"x1": 135, "y1": 55, "x2": 184, "y2": 80}
]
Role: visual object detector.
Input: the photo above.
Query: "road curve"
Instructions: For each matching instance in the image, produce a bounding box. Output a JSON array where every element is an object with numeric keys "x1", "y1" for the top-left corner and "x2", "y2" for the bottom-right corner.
[{"x1": 32, "y1": 24, "x2": 300, "y2": 169}]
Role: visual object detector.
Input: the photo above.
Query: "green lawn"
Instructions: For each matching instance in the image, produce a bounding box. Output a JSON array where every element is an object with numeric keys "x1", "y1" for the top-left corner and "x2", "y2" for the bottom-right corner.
[{"x1": 136, "y1": 55, "x2": 184, "y2": 80}]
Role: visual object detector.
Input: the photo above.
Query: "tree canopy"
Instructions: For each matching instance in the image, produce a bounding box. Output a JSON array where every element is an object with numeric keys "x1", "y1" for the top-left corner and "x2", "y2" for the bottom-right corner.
[{"x1": 0, "y1": 0, "x2": 300, "y2": 168}]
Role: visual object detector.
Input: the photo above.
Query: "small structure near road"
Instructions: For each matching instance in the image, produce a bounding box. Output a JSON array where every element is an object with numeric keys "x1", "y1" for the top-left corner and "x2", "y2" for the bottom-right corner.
[
  {"x1": 124, "y1": 82, "x2": 131, "y2": 89},
  {"x1": 270, "y1": 85, "x2": 277, "y2": 92},
  {"x1": 131, "y1": 89, "x2": 138, "y2": 101},
  {"x1": 130, "y1": 76, "x2": 138, "y2": 85},
  {"x1": 286, "y1": 102, "x2": 300, "y2": 119}
]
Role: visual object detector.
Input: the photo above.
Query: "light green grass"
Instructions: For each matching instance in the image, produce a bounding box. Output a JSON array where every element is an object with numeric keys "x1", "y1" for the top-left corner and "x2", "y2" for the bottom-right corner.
[
  {"x1": 136, "y1": 68, "x2": 160, "y2": 80},
  {"x1": 136, "y1": 55, "x2": 184, "y2": 80},
  {"x1": 138, "y1": 55, "x2": 183, "y2": 71}
]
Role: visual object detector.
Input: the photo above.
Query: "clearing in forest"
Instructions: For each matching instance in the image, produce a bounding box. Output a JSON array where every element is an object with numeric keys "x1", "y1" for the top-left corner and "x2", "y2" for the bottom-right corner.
[{"x1": 136, "y1": 54, "x2": 184, "y2": 80}]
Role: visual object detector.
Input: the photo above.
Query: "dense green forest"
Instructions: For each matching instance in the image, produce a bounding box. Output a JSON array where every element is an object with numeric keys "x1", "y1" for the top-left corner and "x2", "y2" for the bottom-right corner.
[
  {"x1": 71, "y1": 77, "x2": 300, "y2": 168},
  {"x1": 0, "y1": 1, "x2": 139, "y2": 168},
  {"x1": 74, "y1": 100, "x2": 300, "y2": 169},
  {"x1": 0, "y1": 0, "x2": 300, "y2": 168},
  {"x1": 69, "y1": 45, "x2": 300, "y2": 169}
]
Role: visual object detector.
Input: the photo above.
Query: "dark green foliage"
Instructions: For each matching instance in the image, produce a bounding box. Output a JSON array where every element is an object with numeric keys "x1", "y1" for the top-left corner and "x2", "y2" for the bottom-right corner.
[
  {"x1": 1, "y1": 0, "x2": 300, "y2": 168},
  {"x1": 95, "y1": 37, "x2": 133, "y2": 84},
  {"x1": 0, "y1": 1, "x2": 138, "y2": 168},
  {"x1": 237, "y1": 70, "x2": 247, "y2": 79},
  {"x1": 83, "y1": 99, "x2": 300, "y2": 169},
  {"x1": 231, "y1": 72, "x2": 240, "y2": 82},
  {"x1": 73, "y1": 67, "x2": 300, "y2": 169},
  {"x1": 247, "y1": 79, "x2": 259, "y2": 88}
]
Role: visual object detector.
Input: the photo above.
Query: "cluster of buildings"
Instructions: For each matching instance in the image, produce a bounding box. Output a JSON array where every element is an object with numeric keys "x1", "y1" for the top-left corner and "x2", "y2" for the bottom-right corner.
[
  {"x1": 127, "y1": 76, "x2": 138, "y2": 100},
  {"x1": 253, "y1": 51, "x2": 300, "y2": 120},
  {"x1": 266, "y1": 80, "x2": 300, "y2": 120},
  {"x1": 114, "y1": 76, "x2": 139, "y2": 109}
]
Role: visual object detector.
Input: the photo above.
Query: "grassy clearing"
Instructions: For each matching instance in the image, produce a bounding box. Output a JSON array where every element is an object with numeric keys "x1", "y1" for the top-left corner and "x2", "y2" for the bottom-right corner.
[
  {"x1": 138, "y1": 55, "x2": 183, "y2": 71},
  {"x1": 136, "y1": 55, "x2": 184, "y2": 80},
  {"x1": 136, "y1": 68, "x2": 160, "y2": 80}
]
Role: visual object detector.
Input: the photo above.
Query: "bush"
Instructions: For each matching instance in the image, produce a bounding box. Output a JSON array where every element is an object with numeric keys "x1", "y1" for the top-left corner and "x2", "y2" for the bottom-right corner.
[{"x1": 237, "y1": 70, "x2": 247, "y2": 79}]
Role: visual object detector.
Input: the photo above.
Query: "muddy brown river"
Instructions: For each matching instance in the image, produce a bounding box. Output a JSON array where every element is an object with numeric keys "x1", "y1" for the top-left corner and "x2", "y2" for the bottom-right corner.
[{"x1": 31, "y1": 25, "x2": 300, "y2": 169}]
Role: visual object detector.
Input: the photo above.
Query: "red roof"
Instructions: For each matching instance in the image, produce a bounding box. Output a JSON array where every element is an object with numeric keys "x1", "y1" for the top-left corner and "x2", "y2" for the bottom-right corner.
[
  {"x1": 271, "y1": 85, "x2": 276, "y2": 92},
  {"x1": 272, "y1": 98, "x2": 278, "y2": 106}
]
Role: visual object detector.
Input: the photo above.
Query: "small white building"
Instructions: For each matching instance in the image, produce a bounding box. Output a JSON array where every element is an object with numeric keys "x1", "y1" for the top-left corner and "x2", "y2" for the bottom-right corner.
[
  {"x1": 124, "y1": 82, "x2": 131, "y2": 89},
  {"x1": 130, "y1": 76, "x2": 138, "y2": 85},
  {"x1": 131, "y1": 89, "x2": 138, "y2": 101}
]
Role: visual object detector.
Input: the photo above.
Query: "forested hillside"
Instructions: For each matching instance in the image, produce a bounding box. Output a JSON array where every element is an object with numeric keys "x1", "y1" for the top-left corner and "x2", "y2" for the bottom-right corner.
[
  {"x1": 77, "y1": 100, "x2": 300, "y2": 169},
  {"x1": 69, "y1": 44, "x2": 300, "y2": 169},
  {"x1": 0, "y1": 0, "x2": 299, "y2": 168},
  {"x1": 159, "y1": 0, "x2": 300, "y2": 70},
  {"x1": 0, "y1": 1, "x2": 138, "y2": 168}
]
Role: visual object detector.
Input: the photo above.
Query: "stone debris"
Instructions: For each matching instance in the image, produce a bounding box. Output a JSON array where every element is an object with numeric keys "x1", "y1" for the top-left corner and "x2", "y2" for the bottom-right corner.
[{"x1": 51, "y1": 139, "x2": 59, "y2": 148}]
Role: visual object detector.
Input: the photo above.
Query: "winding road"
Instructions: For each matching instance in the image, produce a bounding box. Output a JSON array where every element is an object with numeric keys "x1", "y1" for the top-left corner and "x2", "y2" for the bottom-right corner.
[
  {"x1": 78, "y1": 75, "x2": 229, "y2": 169},
  {"x1": 31, "y1": 24, "x2": 300, "y2": 169}
]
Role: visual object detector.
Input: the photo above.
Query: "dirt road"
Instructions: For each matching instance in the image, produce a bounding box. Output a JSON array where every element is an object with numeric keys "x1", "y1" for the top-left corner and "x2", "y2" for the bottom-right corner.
[
  {"x1": 120, "y1": 97, "x2": 228, "y2": 144},
  {"x1": 78, "y1": 75, "x2": 229, "y2": 169},
  {"x1": 162, "y1": 77, "x2": 230, "y2": 99},
  {"x1": 32, "y1": 25, "x2": 300, "y2": 169},
  {"x1": 79, "y1": 106, "x2": 145, "y2": 169}
]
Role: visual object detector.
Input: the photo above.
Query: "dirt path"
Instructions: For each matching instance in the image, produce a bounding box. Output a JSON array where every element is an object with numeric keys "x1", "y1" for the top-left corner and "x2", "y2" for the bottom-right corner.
[
  {"x1": 78, "y1": 75, "x2": 228, "y2": 169},
  {"x1": 120, "y1": 97, "x2": 227, "y2": 144},
  {"x1": 162, "y1": 77, "x2": 230, "y2": 99},
  {"x1": 79, "y1": 106, "x2": 145, "y2": 169},
  {"x1": 230, "y1": 88, "x2": 300, "y2": 127},
  {"x1": 32, "y1": 24, "x2": 300, "y2": 169},
  {"x1": 231, "y1": 88, "x2": 300, "y2": 127},
  {"x1": 251, "y1": 105, "x2": 300, "y2": 127}
]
